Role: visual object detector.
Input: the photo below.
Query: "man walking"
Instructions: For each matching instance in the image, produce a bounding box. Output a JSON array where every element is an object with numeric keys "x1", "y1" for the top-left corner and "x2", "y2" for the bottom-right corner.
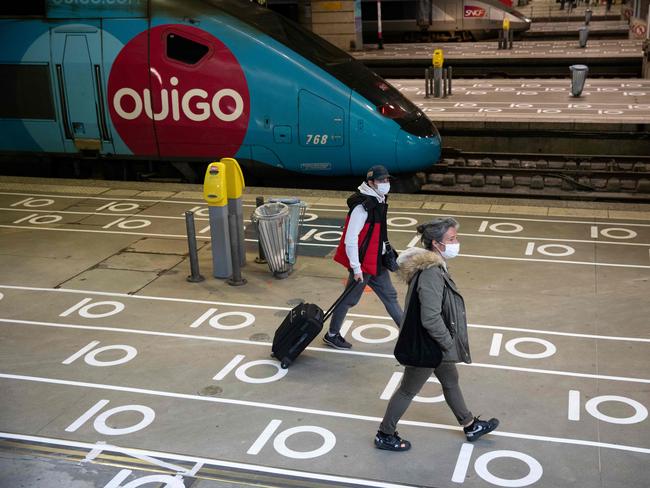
[{"x1": 325, "y1": 165, "x2": 403, "y2": 349}]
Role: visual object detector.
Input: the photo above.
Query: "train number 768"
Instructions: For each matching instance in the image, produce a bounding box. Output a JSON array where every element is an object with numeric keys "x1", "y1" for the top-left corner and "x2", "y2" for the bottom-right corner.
[{"x1": 305, "y1": 134, "x2": 329, "y2": 144}]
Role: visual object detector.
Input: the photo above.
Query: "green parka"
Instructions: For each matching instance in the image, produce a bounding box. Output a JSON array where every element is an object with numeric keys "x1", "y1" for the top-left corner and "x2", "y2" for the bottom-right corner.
[{"x1": 397, "y1": 247, "x2": 471, "y2": 364}]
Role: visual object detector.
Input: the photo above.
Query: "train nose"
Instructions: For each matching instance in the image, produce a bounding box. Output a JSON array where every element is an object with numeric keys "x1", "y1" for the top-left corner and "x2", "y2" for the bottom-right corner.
[{"x1": 395, "y1": 123, "x2": 441, "y2": 173}]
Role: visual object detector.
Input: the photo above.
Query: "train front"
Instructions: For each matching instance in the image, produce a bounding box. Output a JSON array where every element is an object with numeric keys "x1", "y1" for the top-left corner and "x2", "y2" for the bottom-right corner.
[{"x1": 340, "y1": 63, "x2": 442, "y2": 177}]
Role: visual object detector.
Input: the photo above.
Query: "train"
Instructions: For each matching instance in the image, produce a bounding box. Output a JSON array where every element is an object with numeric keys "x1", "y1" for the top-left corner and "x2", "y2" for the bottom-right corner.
[
  {"x1": 361, "y1": 0, "x2": 532, "y2": 42},
  {"x1": 0, "y1": 0, "x2": 441, "y2": 186}
]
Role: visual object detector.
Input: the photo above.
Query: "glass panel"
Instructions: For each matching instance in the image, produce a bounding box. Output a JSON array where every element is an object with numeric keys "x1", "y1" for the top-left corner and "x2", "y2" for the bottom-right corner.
[
  {"x1": 166, "y1": 33, "x2": 209, "y2": 65},
  {"x1": 0, "y1": 64, "x2": 55, "y2": 119}
]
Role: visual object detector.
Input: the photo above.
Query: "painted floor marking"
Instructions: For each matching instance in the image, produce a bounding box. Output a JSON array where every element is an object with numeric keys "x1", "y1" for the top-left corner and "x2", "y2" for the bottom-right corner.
[
  {"x1": 3, "y1": 206, "x2": 650, "y2": 247},
  {"x1": 2, "y1": 318, "x2": 649, "y2": 384},
  {"x1": 460, "y1": 253, "x2": 650, "y2": 269},
  {"x1": 1, "y1": 284, "x2": 648, "y2": 344},
  {"x1": 2, "y1": 223, "x2": 648, "y2": 268},
  {"x1": 2, "y1": 374, "x2": 649, "y2": 455},
  {"x1": 0, "y1": 224, "x2": 333, "y2": 249},
  {"x1": 0, "y1": 432, "x2": 414, "y2": 488},
  {"x1": 379, "y1": 210, "x2": 650, "y2": 228},
  {"x1": 2, "y1": 190, "x2": 650, "y2": 227},
  {"x1": 0, "y1": 191, "x2": 202, "y2": 205},
  {"x1": 0, "y1": 207, "x2": 343, "y2": 230}
]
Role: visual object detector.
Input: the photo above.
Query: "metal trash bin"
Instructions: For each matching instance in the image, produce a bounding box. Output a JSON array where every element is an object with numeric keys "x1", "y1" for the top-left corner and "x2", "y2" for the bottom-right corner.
[
  {"x1": 269, "y1": 197, "x2": 307, "y2": 266},
  {"x1": 569, "y1": 64, "x2": 589, "y2": 97},
  {"x1": 578, "y1": 26, "x2": 589, "y2": 48},
  {"x1": 252, "y1": 202, "x2": 291, "y2": 278},
  {"x1": 585, "y1": 9, "x2": 592, "y2": 25}
]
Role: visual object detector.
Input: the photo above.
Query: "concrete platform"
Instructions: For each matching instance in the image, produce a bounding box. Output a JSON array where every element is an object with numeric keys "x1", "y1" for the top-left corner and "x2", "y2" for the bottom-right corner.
[
  {"x1": 516, "y1": 0, "x2": 623, "y2": 21},
  {"x1": 526, "y1": 20, "x2": 629, "y2": 36},
  {"x1": 354, "y1": 39, "x2": 643, "y2": 77},
  {"x1": 0, "y1": 176, "x2": 649, "y2": 487},
  {"x1": 389, "y1": 78, "x2": 650, "y2": 155}
]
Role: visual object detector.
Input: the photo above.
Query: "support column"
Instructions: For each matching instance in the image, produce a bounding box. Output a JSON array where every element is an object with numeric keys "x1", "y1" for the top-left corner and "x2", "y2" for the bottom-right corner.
[{"x1": 310, "y1": 1, "x2": 363, "y2": 51}]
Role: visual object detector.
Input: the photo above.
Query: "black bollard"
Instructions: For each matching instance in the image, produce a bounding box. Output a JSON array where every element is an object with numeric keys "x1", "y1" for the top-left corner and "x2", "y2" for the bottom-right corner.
[
  {"x1": 424, "y1": 68, "x2": 428, "y2": 97},
  {"x1": 254, "y1": 196, "x2": 267, "y2": 264},
  {"x1": 442, "y1": 68, "x2": 448, "y2": 98},
  {"x1": 227, "y1": 212, "x2": 246, "y2": 286},
  {"x1": 448, "y1": 66, "x2": 453, "y2": 95},
  {"x1": 185, "y1": 211, "x2": 205, "y2": 283}
]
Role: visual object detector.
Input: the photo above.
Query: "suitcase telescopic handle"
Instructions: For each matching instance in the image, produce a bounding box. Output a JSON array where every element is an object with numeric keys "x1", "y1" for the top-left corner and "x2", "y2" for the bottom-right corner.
[{"x1": 323, "y1": 280, "x2": 361, "y2": 322}]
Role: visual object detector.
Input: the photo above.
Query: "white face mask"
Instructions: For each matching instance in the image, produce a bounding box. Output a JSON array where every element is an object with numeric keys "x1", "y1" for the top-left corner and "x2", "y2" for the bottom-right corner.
[
  {"x1": 441, "y1": 242, "x2": 460, "y2": 259},
  {"x1": 376, "y1": 182, "x2": 391, "y2": 194}
]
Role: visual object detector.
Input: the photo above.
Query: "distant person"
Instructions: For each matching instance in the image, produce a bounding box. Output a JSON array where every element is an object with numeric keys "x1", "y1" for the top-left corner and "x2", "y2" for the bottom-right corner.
[
  {"x1": 326, "y1": 165, "x2": 403, "y2": 349},
  {"x1": 606, "y1": 0, "x2": 613, "y2": 11},
  {"x1": 374, "y1": 218, "x2": 499, "y2": 451}
]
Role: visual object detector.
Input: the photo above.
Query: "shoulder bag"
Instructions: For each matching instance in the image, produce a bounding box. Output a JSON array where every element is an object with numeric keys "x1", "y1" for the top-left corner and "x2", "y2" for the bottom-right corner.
[{"x1": 393, "y1": 271, "x2": 443, "y2": 368}]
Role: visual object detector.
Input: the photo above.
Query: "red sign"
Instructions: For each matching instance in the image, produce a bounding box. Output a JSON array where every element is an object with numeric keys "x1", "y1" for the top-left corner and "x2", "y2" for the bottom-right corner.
[
  {"x1": 464, "y1": 6, "x2": 487, "y2": 18},
  {"x1": 108, "y1": 25, "x2": 250, "y2": 158}
]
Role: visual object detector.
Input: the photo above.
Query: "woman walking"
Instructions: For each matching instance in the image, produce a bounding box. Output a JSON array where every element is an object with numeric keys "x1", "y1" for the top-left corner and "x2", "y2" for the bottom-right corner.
[{"x1": 374, "y1": 218, "x2": 499, "y2": 451}]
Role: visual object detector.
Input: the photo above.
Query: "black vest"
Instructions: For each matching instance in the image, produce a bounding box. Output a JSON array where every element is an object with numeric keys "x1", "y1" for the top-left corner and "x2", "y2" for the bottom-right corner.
[{"x1": 346, "y1": 192, "x2": 389, "y2": 270}]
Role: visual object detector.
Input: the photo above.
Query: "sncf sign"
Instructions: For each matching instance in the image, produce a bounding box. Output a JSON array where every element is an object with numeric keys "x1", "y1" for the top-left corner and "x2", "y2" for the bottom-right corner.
[
  {"x1": 108, "y1": 24, "x2": 250, "y2": 158},
  {"x1": 464, "y1": 6, "x2": 487, "y2": 17}
]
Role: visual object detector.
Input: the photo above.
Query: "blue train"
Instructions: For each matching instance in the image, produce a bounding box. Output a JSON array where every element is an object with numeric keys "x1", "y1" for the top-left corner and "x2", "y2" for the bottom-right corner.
[{"x1": 0, "y1": 0, "x2": 441, "y2": 184}]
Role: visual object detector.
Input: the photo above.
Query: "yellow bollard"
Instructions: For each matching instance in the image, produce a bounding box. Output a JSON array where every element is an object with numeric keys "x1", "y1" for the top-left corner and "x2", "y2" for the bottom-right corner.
[
  {"x1": 432, "y1": 49, "x2": 444, "y2": 97},
  {"x1": 203, "y1": 162, "x2": 232, "y2": 279},
  {"x1": 220, "y1": 157, "x2": 247, "y2": 270},
  {"x1": 432, "y1": 48, "x2": 444, "y2": 69}
]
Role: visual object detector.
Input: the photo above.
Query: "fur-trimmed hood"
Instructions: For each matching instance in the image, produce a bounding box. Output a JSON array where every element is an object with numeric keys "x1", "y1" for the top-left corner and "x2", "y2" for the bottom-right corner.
[{"x1": 396, "y1": 247, "x2": 445, "y2": 283}]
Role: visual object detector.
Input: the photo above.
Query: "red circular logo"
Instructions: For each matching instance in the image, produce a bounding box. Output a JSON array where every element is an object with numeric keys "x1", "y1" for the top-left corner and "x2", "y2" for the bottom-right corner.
[{"x1": 108, "y1": 25, "x2": 250, "y2": 158}]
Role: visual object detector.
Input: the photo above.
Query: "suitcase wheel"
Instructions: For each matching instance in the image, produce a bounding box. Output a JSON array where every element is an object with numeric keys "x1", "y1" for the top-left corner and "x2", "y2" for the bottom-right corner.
[{"x1": 280, "y1": 359, "x2": 291, "y2": 369}]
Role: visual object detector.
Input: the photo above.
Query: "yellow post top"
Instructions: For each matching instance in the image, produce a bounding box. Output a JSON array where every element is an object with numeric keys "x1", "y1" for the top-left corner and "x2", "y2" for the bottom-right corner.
[
  {"x1": 502, "y1": 17, "x2": 510, "y2": 30},
  {"x1": 220, "y1": 157, "x2": 245, "y2": 199},
  {"x1": 203, "y1": 162, "x2": 228, "y2": 207},
  {"x1": 432, "y1": 49, "x2": 444, "y2": 68}
]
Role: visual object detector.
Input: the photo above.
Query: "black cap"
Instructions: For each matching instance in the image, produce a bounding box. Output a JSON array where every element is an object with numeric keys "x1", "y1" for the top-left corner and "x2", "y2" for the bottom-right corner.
[{"x1": 366, "y1": 165, "x2": 392, "y2": 181}]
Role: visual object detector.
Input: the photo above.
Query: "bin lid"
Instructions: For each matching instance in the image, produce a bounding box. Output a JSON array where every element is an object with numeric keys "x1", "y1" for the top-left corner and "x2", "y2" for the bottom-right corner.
[
  {"x1": 570, "y1": 64, "x2": 588, "y2": 71},
  {"x1": 270, "y1": 197, "x2": 301, "y2": 206},
  {"x1": 253, "y1": 202, "x2": 289, "y2": 220}
]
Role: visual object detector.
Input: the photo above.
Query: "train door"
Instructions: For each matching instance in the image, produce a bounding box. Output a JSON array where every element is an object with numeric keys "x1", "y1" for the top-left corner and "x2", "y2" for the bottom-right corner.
[
  {"x1": 51, "y1": 24, "x2": 112, "y2": 154},
  {"x1": 148, "y1": 25, "x2": 250, "y2": 160},
  {"x1": 297, "y1": 90, "x2": 348, "y2": 174}
]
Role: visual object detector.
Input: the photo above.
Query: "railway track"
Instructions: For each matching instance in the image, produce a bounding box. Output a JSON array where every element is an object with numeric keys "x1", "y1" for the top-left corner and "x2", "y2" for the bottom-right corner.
[
  {"x1": 2, "y1": 153, "x2": 649, "y2": 202},
  {"x1": 422, "y1": 151, "x2": 650, "y2": 201}
]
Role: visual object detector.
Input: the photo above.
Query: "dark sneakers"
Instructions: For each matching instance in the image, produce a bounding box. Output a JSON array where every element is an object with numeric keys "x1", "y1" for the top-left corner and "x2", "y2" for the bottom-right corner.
[
  {"x1": 374, "y1": 431, "x2": 411, "y2": 451},
  {"x1": 464, "y1": 416, "x2": 499, "y2": 442},
  {"x1": 323, "y1": 332, "x2": 352, "y2": 349}
]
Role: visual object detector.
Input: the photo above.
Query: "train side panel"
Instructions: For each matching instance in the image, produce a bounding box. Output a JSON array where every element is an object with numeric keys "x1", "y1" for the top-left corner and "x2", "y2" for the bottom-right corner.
[
  {"x1": 1, "y1": 0, "x2": 439, "y2": 178},
  {"x1": 190, "y1": 4, "x2": 355, "y2": 175},
  {"x1": 0, "y1": 21, "x2": 64, "y2": 154}
]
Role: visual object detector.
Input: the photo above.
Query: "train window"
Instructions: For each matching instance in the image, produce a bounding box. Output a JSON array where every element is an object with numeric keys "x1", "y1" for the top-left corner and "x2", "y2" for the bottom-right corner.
[
  {"x1": 0, "y1": 0, "x2": 45, "y2": 16},
  {"x1": 0, "y1": 64, "x2": 55, "y2": 119},
  {"x1": 212, "y1": 0, "x2": 350, "y2": 65},
  {"x1": 166, "y1": 33, "x2": 209, "y2": 65}
]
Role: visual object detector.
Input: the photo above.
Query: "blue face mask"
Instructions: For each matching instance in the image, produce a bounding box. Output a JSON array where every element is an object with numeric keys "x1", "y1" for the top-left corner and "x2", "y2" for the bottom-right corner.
[{"x1": 376, "y1": 182, "x2": 390, "y2": 194}]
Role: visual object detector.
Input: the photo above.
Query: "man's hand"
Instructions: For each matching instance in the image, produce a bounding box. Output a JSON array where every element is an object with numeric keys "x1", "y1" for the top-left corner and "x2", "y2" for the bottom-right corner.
[{"x1": 353, "y1": 272, "x2": 363, "y2": 282}]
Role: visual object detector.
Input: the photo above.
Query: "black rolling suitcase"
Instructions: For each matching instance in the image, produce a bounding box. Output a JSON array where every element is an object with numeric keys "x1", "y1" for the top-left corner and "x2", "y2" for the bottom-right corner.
[{"x1": 272, "y1": 282, "x2": 359, "y2": 368}]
